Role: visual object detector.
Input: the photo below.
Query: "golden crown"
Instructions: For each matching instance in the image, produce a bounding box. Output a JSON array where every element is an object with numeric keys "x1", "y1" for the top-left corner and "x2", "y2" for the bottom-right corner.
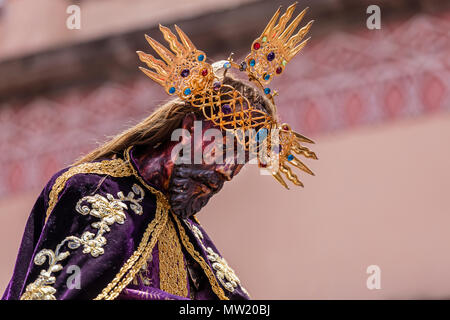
[{"x1": 137, "y1": 2, "x2": 317, "y2": 189}]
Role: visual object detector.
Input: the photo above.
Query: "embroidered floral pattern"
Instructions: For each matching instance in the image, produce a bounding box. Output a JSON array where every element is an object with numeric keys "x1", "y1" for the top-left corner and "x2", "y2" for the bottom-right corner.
[
  {"x1": 19, "y1": 248, "x2": 68, "y2": 300},
  {"x1": 45, "y1": 158, "x2": 134, "y2": 223},
  {"x1": 20, "y1": 184, "x2": 145, "y2": 300},
  {"x1": 186, "y1": 220, "x2": 248, "y2": 295},
  {"x1": 205, "y1": 247, "x2": 241, "y2": 293}
]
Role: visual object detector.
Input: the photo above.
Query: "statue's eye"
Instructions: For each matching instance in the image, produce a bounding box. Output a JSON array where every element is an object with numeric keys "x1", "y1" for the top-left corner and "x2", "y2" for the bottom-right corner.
[{"x1": 180, "y1": 69, "x2": 190, "y2": 77}]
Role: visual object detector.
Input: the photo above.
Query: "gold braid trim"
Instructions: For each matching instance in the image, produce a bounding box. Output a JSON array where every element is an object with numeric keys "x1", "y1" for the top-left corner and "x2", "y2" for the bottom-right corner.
[
  {"x1": 45, "y1": 159, "x2": 134, "y2": 223},
  {"x1": 172, "y1": 213, "x2": 229, "y2": 300},
  {"x1": 158, "y1": 214, "x2": 188, "y2": 297},
  {"x1": 94, "y1": 193, "x2": 169, "y2": 300}
]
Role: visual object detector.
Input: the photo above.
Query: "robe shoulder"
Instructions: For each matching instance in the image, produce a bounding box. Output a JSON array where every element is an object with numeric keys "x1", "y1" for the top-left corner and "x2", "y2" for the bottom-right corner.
[{"x1": 3, "y1": 158, "x2": 167, "y2": 300}]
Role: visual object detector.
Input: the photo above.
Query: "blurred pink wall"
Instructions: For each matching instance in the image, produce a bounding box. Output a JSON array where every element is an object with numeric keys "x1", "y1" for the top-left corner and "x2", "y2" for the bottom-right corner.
[
  {"x1": 2, "y1": 112, "x2": 450, "y2": 299},
  {"x1": 198, "y1": 112, "x2": 450, "y2": 299},
  {"x1": 0, "y1": 0, "x2": 257, "y2": 60}
]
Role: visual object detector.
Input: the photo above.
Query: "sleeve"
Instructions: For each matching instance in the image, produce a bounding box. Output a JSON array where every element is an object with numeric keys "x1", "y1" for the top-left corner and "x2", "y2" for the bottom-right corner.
[
  {"x1": 2, "y1": 168, "x2": 69, "y2": 300},
  {"x1": 4, "y1": 172, "x2": 140, "y2": 300},
  {"x1": 2, "y1": 188, "x2": 47, "y2": 300}
]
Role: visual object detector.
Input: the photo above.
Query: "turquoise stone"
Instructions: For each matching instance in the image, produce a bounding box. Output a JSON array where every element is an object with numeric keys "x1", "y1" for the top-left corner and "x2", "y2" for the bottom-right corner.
[
  {"x1": 256, "y1": 128, "x2": 268, "y2": 141},
  {"x1": 249, "y1": 59, "x2": 256, "y2": 67},
  {"x1": 197, "y1": 54, "x2": 205, "y2": 61},
  {"x1": 287, "y1": 154, "x2": 294, "y2": 161},
  {"x1": 169, "y1": 87, "x2": 176, "y2": 94},
  {"x1": 264, "y1": 74, "x2": 270, "y2": 81},
  {"x1": 264, "y1": 88, "x2": 271, "y2": 94},
  {"x1": 223, "y1": 62, "x2": 231, "y2": 69},
  {"x1": 184, "y1": 88, "x2": 191, "y2": 95}
]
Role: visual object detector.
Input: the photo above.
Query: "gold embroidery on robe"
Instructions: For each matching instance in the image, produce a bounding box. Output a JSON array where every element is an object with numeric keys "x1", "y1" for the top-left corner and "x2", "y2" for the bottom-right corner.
[
  {"x1": 20, "y1": 184, "x2": 145, "y2": 300},
  {"x1": 45, "y1": 159, "x2": 134, "y2": 223},
  {"x1": 94, "y1": 193, "x2": 169, "y2": 300}
]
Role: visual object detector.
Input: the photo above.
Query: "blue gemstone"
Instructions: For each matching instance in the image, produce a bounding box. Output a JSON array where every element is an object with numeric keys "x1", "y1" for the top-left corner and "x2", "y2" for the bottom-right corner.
[
  {"x1": 267, "y1": 52, "x2": 275, "y2": 61},
  {"x1": 249, "y1": 59, "x2": 256, "y2": 67},
  {"x1": 264, "y1": 88, "x2": 271, "y2": 94},
  {"x1": 221, "y1": 104, "x2": 232, "y2": 114},
  {"x1": 256, "y1": 128, "x2": 268, "y2": 141},
  {"x1": 287, "y1": 154, "x2": 294, "y2": 161},
  {"x1": 169, "y1": 87, "x2": 176, "y2": 94},
  {"x1": 184, "y1": 88, "x2": 191, "y2": 95},
  {"x1": 197, "y1": 54, "x2": 205, "y2": 61},
  {"x1": 264, "y1": 74, "x2": 270, "y2": 81},
  {"x1": 223, "y1": 62, "x2": 231, "y2": 69}
]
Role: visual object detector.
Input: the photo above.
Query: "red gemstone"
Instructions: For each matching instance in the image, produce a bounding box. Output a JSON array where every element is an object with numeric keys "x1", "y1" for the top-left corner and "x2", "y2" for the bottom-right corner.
[
  {"x1": 253, "y1": 42, "x2": 261, "y2": 50},
  {"x1": 276, "y1": 67, "x2": 283, "y2": 74},
  {"x1": 201, "y1": 69, "x2": 208, "y2": 76}
]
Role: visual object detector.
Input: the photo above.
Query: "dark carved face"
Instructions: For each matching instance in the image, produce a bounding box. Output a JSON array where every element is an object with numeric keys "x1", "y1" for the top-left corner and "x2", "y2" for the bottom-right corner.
[
  {"x1": 168, "y1": 115, "x2": 244, "y2": 218},
  {"x1": 168, "y1": 77, "x2": 271, "y2": 218},
  {"x1": 132, "y1": 77, "x2": 271, "y2": 219}
]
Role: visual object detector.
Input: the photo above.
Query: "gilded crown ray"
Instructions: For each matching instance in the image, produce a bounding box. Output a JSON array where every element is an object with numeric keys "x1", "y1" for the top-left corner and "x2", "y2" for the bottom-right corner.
[
  {"x1": 241, "y1": 2, "x2": 313, "y2": 88},
  {"x1": 137, "y1": 25, "x2": 214, "y2": 98}
]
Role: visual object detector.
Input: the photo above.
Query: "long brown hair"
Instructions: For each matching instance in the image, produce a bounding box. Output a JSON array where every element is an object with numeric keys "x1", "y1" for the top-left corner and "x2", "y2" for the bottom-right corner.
[{"x1": 73, "y1": 75, "x2": 277, "y2": 165}]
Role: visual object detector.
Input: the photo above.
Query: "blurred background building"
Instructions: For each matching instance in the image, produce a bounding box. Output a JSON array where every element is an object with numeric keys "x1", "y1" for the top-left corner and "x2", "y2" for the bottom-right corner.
[{"x1": 0, "y1": 0, "x2": 449, "y2": 299}]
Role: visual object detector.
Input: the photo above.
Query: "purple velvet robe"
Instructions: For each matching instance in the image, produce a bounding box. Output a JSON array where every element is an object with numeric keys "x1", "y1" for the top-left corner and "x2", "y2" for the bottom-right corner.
[{"x1": 2, "y1": 147, "x2": 249, "y2": 300}]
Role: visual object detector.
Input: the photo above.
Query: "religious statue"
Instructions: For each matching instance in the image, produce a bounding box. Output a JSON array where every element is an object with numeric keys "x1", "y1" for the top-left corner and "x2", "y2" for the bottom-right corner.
[{"x1": 3, "y1": 3, "x2": 317, "y2": 300}]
